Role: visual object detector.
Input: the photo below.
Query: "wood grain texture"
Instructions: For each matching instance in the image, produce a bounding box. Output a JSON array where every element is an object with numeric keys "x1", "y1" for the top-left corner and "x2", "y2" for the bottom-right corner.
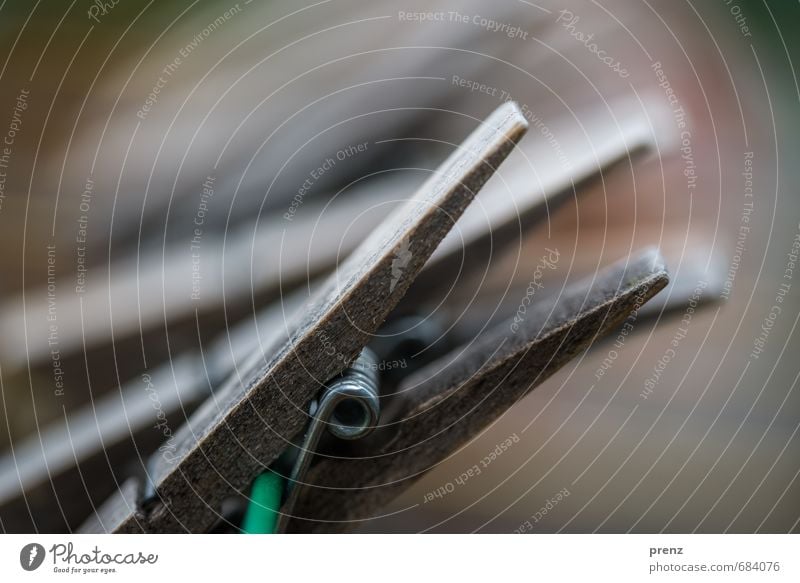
[
  {"x1": 0, "y1": 99, "x2": 652, "y2": 371},
  {"x1": 0, "y1": 290, "x2": 311, "y2": 532},
  {"x1": 0, "y1": 357, "x2": 205, "y2": 533},
  {"x1": 81, "y1": 102, "x2": 528, "y2": 533},
  {"x1": 0, "y1": 120, "x2": 657, "y2": 532},
  {"x1": 285, "y1": 248, "x2": 669, "y2": 532}
]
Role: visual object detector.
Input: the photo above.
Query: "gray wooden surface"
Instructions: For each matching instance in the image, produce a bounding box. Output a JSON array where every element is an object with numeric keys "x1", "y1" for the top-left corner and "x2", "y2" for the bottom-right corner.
[
  {"x1": 81, "y1": 102, "x2": 528, "y2": 533},
  {"x1": 286, "y1": 248, "x2": 668, "y2": 531}
]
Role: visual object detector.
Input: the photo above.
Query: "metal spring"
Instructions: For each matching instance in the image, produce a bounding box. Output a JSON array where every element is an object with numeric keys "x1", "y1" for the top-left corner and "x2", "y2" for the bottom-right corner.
[{"x1": 276, "y1": 348, "x2": 380, "y2": 532}]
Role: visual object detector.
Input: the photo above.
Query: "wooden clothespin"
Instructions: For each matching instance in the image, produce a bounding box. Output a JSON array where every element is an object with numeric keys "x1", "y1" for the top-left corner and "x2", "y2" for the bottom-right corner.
[{"x1": 2, "y1": 103, "x2": 668, "y2": 533}]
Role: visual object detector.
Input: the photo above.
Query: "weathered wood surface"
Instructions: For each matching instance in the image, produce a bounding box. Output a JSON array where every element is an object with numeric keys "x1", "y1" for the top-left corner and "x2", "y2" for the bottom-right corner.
[
  {"x1": 0, "y1": 357, "x2": 205, "y2": 533},
  {"x1": 286, "y1": 248, "x2": 669, "y2": 532},
  {"x1": 1, "y1": 120, "x2": 651, "y2": 531},
  {"x1": 0, "y1": 107, "x2": 652, "y2": 371},
  {"x1": 0, "y1": 290, "x2": 311, "y2": 532},
  {"x1": 81, "y1": 102, "x2": 528, "y2": 532}
]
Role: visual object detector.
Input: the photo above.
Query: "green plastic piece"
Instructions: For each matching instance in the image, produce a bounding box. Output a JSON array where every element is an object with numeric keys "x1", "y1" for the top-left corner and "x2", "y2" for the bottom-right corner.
[{"x1": 241, "y1": 472, "x2": 285, "y2": 534}]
